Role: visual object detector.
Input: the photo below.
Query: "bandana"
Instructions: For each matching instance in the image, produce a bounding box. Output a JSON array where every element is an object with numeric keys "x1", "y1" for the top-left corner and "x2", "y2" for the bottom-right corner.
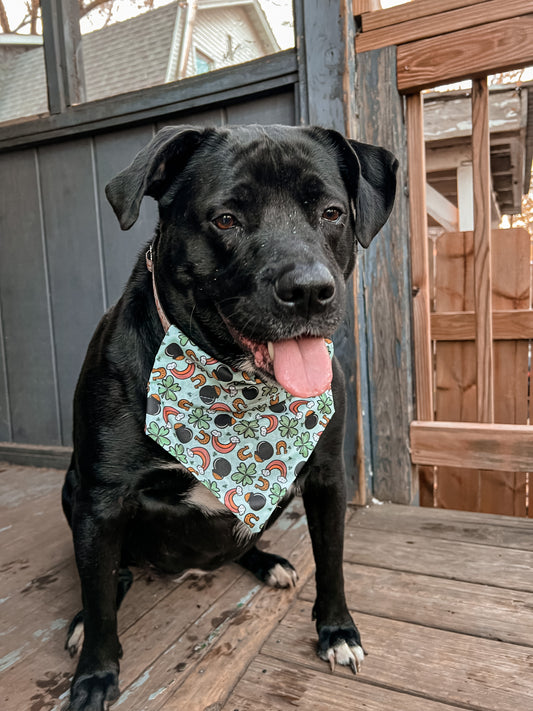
[{"x1": 145, "y1": 326, "x2": 335, "y2": 531}]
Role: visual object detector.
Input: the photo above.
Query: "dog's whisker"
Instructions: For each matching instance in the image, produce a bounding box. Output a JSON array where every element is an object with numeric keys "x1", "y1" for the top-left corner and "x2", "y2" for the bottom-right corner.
[{"x1": 188, "y1": 303, "x2": 196, "y2": 333}]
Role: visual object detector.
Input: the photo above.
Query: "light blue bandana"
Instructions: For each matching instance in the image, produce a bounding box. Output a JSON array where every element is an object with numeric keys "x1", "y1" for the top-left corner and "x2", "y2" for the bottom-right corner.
[{"x1": 145, "y1": 325, "x2": 335, "y2": 531}]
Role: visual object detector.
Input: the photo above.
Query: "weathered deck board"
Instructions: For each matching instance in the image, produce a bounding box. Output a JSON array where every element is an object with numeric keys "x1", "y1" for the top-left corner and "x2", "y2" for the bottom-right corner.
[
  {"x1": 0, "y1": 464, "x2": 63, "y2": 507},
  {"x1": 301, "y1": 563, "x2": 533, "y2": 646},
  {"x1": 352, "y1": 501, "x2": 533, "y2": 544},
  {"x1": 343, "y1": 526, "x2": 533, "y2": 591},
  {"x1": 261, "y1": 604, "x2": 533, "y2": 711},
  {"x1": 222, "y1": 656, "x2": 466, "y2": 710},
  {"x1": 113, "y1": 523, "x2": 313, "y2": 710},
  {"x1": 1, "y1": 464, "x2": 533, "y2": 711}
]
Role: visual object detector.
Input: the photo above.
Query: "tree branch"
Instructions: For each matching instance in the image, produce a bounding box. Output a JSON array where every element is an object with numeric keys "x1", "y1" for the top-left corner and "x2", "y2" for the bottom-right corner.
[
  {"x1": 30, "y1": 0, "x2": 39, "y2": 34},
  {"x1": 80, "y1": 0, "x2": 115, "y2": 18},
  {"x1": 1, "y1": 0, "x2": 157, "y2": 35},
  {"x1": 0, "y1": 0, "x2": 12, "y2": 33}
]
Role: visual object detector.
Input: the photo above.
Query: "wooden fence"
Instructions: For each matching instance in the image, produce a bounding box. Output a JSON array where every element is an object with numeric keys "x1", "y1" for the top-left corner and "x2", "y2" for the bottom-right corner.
[
  {"x1": 427, "y1": 228, "x2": 530, "y2": 515},
  {"x1": 355, "y1": 0, "x2": 533, "y2": 515}
]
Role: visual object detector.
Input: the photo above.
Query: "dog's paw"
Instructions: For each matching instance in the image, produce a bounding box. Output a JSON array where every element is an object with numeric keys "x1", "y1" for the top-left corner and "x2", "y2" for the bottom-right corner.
[
  {"x1": 319, "y1": 639, "x2": 365, "y2": 674},
  {"x1": 238, "y1": 547, "x2": 298, "y2": 588},
  {"x1": 65, "y1": 611, "x2": 84, "y2": 658},
  {"x1": 265, "y1": 561, "x2": 298, "y2": 588},
  {"x1": 68, "y1": 670, "x2": 119, "y2": 711},
  {"x1": 317, "y1": 624, "x2": 365, "y2": 674},
  {"x1": 66, "y1": 621, "x2": 84, "y2": 658}
]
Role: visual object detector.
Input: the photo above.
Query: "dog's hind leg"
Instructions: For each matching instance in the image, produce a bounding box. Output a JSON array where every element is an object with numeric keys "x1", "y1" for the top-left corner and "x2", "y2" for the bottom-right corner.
[
  {"x1": 61, "y1": 460, "x2": 78, "y2": 528},
  {"x1": 237, "y1": 546, "x2": 298, "y2": 588},
  {"x1": 65, "y1": 567, "x2": 133, "y2": 658}
]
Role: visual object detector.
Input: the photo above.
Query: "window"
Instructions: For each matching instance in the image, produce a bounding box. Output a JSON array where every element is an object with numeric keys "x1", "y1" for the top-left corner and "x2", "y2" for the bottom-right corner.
[
  {"x1": 194, "y1": 48, "x2": 214, "y2": 74},
  {"x1": 0, "y1": 0, "x2": 295, "y2": 125}
]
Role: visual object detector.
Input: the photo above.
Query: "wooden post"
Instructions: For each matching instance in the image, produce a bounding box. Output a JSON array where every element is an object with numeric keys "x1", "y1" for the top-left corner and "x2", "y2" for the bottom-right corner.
[
  {"x1": 41, "y1": 0, "x2": 85, "y2": 114},
  {"x1": 353, "y1": 0, "x2": 382, "y2": 14},
  {"x1": 355, "y1": 46, "x2": 415, "y2": 504},
  {"x1": 471, "y1": 78, "x2": 494, "y2": 423},
  {"x1": 406, "y1": 92, "x2": 435, "y2": 507},
  {"x1": 294, "y1": 0, "x2": 361, "y2": 499},
  {"x1": 407, "y1": 93, "x2": 433, "y2": 424}
]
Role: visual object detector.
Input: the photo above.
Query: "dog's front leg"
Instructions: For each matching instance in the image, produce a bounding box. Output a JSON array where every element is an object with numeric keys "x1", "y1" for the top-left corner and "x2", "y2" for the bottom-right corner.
[
  {"x1": 68, "y1": 496, "x2": 125, "y2": 711},
  {"x1": 302, "y1": 469, "x2": 364, "y2": 673},
  {"x1": 301, "y1": 369, "x2": 365, "y2": 675}
]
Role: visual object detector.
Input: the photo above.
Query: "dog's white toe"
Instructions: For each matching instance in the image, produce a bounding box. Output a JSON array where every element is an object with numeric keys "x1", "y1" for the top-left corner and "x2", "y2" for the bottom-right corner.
[
  {"x1": 321, "y1": 641, "x2": 365, "y2": 674},
  {"x1": 265, "y1": 562, "x2": 298, "y2": 588},
  {"x1": 66, "y1": 620, "x2": 84, "y2": 658}
]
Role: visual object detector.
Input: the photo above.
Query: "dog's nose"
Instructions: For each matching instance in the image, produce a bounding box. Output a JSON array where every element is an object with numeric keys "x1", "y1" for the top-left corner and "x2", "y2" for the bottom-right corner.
[{"x1": 274, "y1": 263, "x2": 336, "y2": 316}]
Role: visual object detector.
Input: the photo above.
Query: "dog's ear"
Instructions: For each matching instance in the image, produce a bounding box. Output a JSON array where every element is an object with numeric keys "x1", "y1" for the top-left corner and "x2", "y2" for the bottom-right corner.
[
  {"x1": 347, "y1": 138, "x2": 398, "y2": 247},
  {"x1": 311, "y1": 128, "x2": 398, "y2": 248},
  {"x1": 105, "y1": 125, "x2": 210, "y2": 230}
]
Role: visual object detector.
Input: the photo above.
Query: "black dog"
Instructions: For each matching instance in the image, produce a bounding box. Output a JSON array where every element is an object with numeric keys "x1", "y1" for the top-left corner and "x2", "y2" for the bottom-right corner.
[{"x1": 62, "y1": 124, "x2": 397, "y2": 710}]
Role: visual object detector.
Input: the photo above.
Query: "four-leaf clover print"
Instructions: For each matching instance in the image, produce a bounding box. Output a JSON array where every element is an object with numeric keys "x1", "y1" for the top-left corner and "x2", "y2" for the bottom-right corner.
[
  {"x1": 232, "y1": 461, "x2": 257, "y2": 486},
  {"x1": 201, "y1": 479, "x2": 220, "y2": 496},
  {"x1": 295, "y1": 431, "x2": 313, "y2": 457},
  {"x1": 147, "y1": 343, "x2": 334, "y2": 526},
  {"x1": 279, "y1": 415, "x2": 298, "y2": 438},
  {"x1": 269, "y1": 482, "x2": 287, "y2": 505},
  {"x1": 317, "y1": 393, "x2": 333, "y2": 416},
  {"x1": 168, "y1": 442, "x2": 188, "y2": 464},
  {"x1": 234, "y1": 419, "x2": 259, "y2": 438},
  {"x1": 188, "y1": 407, "x2": 211, "y2": 429},
  {"x1": 147, "y1": 421, "x2": 171, "y2": 447},
  {"x1": 158, "y1": 375, "x2": 181, "y2": 401}
]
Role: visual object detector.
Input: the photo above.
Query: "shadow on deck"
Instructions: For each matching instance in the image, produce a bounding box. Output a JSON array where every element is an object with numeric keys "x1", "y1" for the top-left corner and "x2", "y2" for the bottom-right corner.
[{"x1": 1, "y1": 463, "x2": 532, "y2": 710}]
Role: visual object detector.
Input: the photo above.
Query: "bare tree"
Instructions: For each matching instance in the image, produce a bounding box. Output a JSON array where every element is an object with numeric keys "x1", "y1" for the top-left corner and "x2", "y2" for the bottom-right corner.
[
  {"x1": 0, "y1": 0, "x2": 11, "y2": 33},
  {"x1": 0, "y1": 0, "x2": 156, "y2": 35}
]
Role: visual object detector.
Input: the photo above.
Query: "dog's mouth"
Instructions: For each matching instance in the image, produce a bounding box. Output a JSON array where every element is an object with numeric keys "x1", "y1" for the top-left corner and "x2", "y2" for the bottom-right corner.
[{"x1": 236, "y1": 333, "x2": 333, "y2": 398}]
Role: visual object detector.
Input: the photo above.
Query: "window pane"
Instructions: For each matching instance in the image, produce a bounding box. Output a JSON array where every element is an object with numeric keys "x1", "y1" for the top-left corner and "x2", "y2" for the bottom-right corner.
[
  {"x1": 0, "y1": 0, "x2": 294, "y2": 124},
  {"x1": 0, "y1": 34, "x2": 48, "y2": 123}
]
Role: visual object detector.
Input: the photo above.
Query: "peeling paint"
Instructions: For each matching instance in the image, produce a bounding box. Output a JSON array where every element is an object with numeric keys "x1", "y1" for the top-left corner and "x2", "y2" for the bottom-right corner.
[
  {"x1": 236, "y1": 584, "x2": 261, "y2": 608},
  {"x1": 115, "y1": 668, "x2": 152, "y2": 706},
  {"x1": 33, "y1": 618, "x2": 68, "y2": 642},
  {"x1": 148, "y1": 686, "x2": 167, "y2": 701},
  {"x1": 0, "y1": 645, "x2": 26, "y2": 673}
]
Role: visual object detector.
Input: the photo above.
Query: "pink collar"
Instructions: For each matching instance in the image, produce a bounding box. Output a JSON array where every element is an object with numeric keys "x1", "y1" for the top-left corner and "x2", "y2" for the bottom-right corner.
[{"x1": 146, "y1": 245, "x2": 171, "y2": 333}]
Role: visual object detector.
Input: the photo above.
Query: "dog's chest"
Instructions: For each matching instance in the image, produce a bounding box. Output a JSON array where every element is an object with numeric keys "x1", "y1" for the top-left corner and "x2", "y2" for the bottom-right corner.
[{"x1": 129, "y1": 468, "x2": 260, "y2": 569}]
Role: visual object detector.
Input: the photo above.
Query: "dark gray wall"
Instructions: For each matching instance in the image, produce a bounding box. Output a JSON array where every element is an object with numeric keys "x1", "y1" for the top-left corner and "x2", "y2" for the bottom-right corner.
[{"x1": 0, "y1": 91, "x2": 295, "y2": 449}]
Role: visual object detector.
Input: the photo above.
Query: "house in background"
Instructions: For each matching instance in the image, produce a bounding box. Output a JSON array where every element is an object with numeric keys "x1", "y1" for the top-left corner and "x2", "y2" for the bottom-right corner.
[
  {"x1": 0, "y1": 0, "x2": 279, "y2": 124},
  {"x1": 424, "y1": 85, "x2": 533, "y2": 233}
]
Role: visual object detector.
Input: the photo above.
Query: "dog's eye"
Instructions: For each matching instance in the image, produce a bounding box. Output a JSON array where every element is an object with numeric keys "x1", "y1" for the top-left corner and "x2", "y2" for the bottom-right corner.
[
  {"x1": 213, "y1": 214, "x2": 238, "y2": 230},
  {"x1": 322, "y1": 207, "x2": 343, "y2": 223}
]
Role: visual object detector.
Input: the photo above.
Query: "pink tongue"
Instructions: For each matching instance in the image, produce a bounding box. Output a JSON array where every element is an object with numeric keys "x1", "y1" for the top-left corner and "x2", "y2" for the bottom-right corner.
[{"x1": 272, "y1": 338, "x2": 332, "y2": 397}]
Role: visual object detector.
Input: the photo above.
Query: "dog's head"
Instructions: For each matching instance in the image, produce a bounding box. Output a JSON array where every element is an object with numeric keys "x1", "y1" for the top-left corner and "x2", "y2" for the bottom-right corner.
[{"x1": 106, "y1": 125, "x2": 397, "y2": 395}]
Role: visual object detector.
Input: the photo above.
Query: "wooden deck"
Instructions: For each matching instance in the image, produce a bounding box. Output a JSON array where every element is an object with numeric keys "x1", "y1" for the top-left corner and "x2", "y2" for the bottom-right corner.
[{"x1": 1, "y1": 464, "x2": 533, "y2": 711}]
